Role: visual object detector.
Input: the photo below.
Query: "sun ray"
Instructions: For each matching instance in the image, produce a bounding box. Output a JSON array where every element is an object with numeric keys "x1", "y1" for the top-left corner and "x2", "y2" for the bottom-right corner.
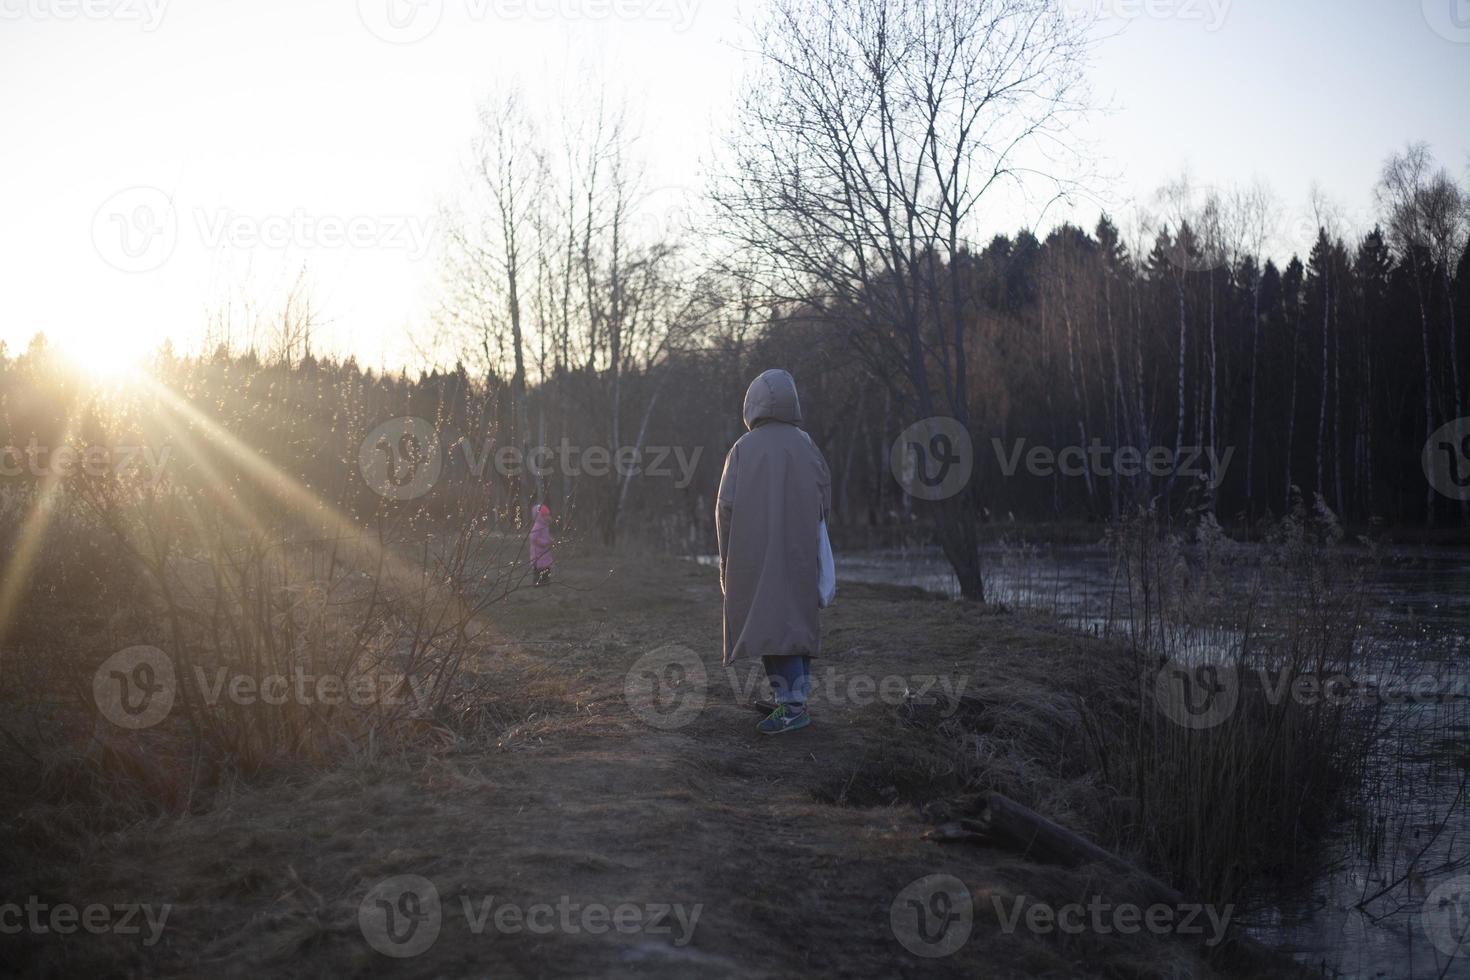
[
  {"x1": 0, "y1": 415, "x2": 80, "y2": 650},
  {"x1": 136, "y1": 376, "x2": 508, "y2": 649},
  {"x1": 142, "y1": 404, "x2": 272, "y2": 540}
]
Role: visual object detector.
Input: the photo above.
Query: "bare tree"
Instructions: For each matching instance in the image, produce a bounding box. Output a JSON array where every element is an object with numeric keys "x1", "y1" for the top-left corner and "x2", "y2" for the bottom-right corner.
[
  {"x1": 266, "y1": 266, "x2": 324, "y2": 368},
  {"x1": 444, "y1": 82, "x2": 700, "y2": 543},
  {"x1": 1227, "y1": 179, "x2": 1277, "y2": 516},
  {"x1": 440, "y1": 86, "x2": 549, "y2": 520},
  {"x1": 1307, "y1": 187, "x2": 1340, "y2": 508},
  {"x1": 1378, "y1": 144, "x2": 1448, "y2": 524},
  {"x1": 715, "y1": 0, "x2": 1090, "y2": 600},
  {"x1": 1422, "y1": 168, "x2": 1468, "y2": 424}
]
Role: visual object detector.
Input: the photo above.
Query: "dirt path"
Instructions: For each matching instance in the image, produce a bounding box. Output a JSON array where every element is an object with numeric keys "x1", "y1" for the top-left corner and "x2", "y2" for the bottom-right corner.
[{"x1": 10, "y1": 556, "x2": 1268, "y2": 978}]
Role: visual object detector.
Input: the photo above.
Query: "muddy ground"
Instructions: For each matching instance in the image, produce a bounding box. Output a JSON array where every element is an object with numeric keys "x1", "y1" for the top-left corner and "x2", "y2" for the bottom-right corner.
[{"x1": 3, "y1": 554, "x2": 1298, "y2": 979}]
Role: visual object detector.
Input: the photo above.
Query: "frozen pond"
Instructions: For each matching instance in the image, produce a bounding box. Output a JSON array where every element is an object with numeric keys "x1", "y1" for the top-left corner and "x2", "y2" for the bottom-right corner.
[{"x1": 830, "y1": 545, "x2": 1470, "y2": 978}]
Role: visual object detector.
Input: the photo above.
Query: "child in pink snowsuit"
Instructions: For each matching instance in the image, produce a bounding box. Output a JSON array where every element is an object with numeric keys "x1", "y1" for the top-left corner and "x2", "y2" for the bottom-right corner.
[{"x1": 530, "y1": 504, "x2": 554, "y2": 587}]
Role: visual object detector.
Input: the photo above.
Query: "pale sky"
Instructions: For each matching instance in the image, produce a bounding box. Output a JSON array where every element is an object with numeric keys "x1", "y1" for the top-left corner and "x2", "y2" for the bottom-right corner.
[{"x1": 1, "y1": 0, "x2": 1466, "y2": 372}]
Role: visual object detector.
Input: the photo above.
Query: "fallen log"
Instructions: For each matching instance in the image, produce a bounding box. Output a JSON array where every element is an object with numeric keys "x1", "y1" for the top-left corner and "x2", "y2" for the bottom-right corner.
[
  {"x1": 967, "y1": 792, "x2": 1313, "y2": 979},
  {"x1": 977, "y1": 792, "x2": 1177, "y2": 894}
]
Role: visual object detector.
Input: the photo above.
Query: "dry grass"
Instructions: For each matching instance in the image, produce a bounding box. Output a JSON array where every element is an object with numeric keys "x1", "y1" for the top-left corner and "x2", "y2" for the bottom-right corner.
[
  {"x1": 3, "y1": 550, "x2": 1305, "y2": 978},
  {"x1": 1078, "y1": 502, "x2": 1391, "y2": 909}
]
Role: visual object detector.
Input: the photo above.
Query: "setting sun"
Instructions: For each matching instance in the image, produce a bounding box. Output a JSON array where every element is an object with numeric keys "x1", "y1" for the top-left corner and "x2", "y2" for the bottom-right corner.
[{"x1": 55, "y1": 330, "x2": 149, "y2": 384}]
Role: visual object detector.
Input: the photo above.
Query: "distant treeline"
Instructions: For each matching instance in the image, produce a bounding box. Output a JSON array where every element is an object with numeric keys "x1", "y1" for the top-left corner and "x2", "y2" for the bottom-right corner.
[
  {"x1": 925, "y1": 210, "x2": 1469, "y2": 529},
  {"x1": 4, "y1": 181, "x2": 1468, "y2": 546}
]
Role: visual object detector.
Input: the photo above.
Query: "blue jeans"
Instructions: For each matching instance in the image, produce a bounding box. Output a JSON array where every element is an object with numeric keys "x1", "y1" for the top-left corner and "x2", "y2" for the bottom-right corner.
[{"x1": 763, "y1": 655, "x2": 811, "y2": 708}]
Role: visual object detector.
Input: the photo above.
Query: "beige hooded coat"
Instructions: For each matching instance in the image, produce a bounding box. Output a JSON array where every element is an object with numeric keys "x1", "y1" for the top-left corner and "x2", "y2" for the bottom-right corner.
[{"x1": 716, "y1": 370, "x2": 833, "y2": 665}]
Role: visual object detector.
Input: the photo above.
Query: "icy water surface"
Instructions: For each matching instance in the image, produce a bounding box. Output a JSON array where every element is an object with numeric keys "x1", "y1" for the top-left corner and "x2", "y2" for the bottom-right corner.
[{"x1": 831, "y1": 545, "x2": 1470, "y2": 978}]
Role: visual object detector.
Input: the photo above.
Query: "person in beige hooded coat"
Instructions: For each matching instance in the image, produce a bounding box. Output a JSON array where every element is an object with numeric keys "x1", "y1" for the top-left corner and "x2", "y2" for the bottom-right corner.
[{"x1": 717, "y1": 369, "x2": 832, "y2": 734}]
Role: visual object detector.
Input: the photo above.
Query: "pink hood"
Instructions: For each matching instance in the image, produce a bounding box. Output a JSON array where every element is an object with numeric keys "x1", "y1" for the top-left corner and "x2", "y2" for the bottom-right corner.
[{"x1": 530, "y1": 507, "x2": 553, "y2": 569}]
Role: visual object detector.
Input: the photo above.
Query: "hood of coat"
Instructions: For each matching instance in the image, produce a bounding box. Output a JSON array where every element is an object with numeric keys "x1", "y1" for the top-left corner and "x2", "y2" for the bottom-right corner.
[
  {"x1": 532, "y1": 505, "x2": 550, "y2": 529},
  {"x1": 742, "y1": 369, "x2": 803, "y2": 431}
]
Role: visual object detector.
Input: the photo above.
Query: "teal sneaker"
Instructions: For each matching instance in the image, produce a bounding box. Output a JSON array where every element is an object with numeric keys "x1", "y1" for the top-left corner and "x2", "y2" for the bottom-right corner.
[{"x1": 757, "y1": 705, "x2": 810, "y2": 735}]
